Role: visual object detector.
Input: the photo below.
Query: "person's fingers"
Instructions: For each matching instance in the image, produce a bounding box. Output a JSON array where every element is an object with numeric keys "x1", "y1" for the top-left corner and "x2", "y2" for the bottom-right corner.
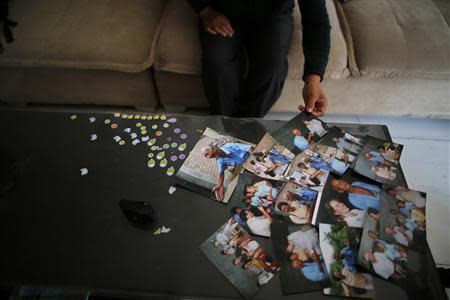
[
  {"x1": 224, "y1": 21, "x2": 234, "y2": 37},
  {"x1": 214, "y1": 25, "x2": 229, "y2": 37},
  {"x1": 220, "y1": 24, "x2": 232, "y2": 37},
  {"x1": 305, "y1": 96, "x2": 316, "y2": 113},
  {"x1": 298, "y1": 105, "x2": 306, "y2": 112},
  {"x1": 206, "y1": 26, "x2": 217, "y2": 35}
]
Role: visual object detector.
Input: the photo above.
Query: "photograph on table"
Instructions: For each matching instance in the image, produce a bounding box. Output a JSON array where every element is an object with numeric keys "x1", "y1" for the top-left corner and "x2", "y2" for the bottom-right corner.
[
  {"x1": 379, "y1": 185, "x2": 427, "y2": 250},
  {"x1": 354, "y1": 136, "x2": 405, "y2": 186},
  {"x1": 200, "y1": 218, "x2": 280, "y2": 299},
  {"x1": 308, "y1": 143, "x2": 356, "y2": 175},
  {"x1": 228, "y1": 171, "x2": 284, "y2": 237},
  {"x1": 274, "y1": 181, "x2": 319, "y2": 225},
  {"x1": 357, "y1": 211, "x2": 408, "y2": 285},
  {"x1": 271, "y1": 219, "x2": 330, "y2": 294},
  {"x1": 244, "y1": 133, "x2": 295, "y2": 181},
  {"x1": 176, "y1": 127, "x2": 254, "y2": 203},
  {"x1": 319, "y1": 223, "x2": 375, "y2": 299},
  {"x1": 316, "y1": 126, "x2": 365, "y2": 156},
  {"x1": 313, "y1": 172, "x2": 381, "y2": 228},
  {"x1": 271, "y1": 112, "x2": 329, "y2": 155},
  {"x1": 285, "y1": 149, "x2": 331, "y2": 192}
]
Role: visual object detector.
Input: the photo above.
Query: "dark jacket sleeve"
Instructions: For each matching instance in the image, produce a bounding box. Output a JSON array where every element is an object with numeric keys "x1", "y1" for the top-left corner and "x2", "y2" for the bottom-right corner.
[
  {"x1": 298, "y1": 0, "x2": 331, "y2": 81},
  {"x1": 187, "y1": 0, "x2": 211, "y2": 14}
]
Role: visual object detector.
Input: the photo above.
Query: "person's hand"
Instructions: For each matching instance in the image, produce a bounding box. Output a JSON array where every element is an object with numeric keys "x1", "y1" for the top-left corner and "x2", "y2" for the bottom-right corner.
[
  {"x1": 299, "y1": 74, "x2": 328, "y2": 117},
  {"x1": 213, "y1": 185, "x2": 224, "y2": 201},
  {"x1": 199, "y1": 6, "x2": 234, "y2": 38}
]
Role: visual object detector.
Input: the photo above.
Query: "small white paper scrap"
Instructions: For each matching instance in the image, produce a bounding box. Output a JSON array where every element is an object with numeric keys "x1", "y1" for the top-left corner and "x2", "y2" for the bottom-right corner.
[
  {"x1": 168, "y1": 186, "x2": 176, "y2": 195},
  {"x1": 130, "y1": 133, "x2": 138, "y2": 139},
  {"x1": 80, "y1": 168, "x2": 88, "y2": 176},
  {"x1": 124, "y1": 128, "x2": 131, "y2": 133},
  {"x1": 89, "y1": 117, "x2": 96, "y2": 123},
  {"x1": 113, "y1": 135, "x2": 121, "y2": 142},
  {"x1": 160, "y1": 226, "x2": 172, "y2": 234},
  {"x1": 132, "y1": 139, "x2": 141, "y2": 146},
  {"x1": 141, "y1": 136, "x2": 150, "y2": 142},
  {"x1": 90, "y1": 134, "x2": 97, "y2": 141}
]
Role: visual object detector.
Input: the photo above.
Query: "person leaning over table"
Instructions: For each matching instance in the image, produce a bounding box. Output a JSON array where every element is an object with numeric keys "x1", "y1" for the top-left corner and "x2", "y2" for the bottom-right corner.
[
  {"x1": 201, "y1": 142, "x2": 251, "y2": 201},
  {"x1": 187, "y1": 0, "x2": 331, "y2": 117}
]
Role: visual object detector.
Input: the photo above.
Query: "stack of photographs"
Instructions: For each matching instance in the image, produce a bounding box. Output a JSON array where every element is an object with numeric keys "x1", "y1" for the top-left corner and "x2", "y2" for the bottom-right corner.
[{"x1": 174, "y1": 112, "x2": 428, "y2": 299}]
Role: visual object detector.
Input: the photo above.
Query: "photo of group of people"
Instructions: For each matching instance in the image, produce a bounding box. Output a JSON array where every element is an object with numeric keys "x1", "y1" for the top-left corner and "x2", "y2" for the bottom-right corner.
[
  {"x1": 228, "y1": 172, "x2": 284, "y2": 237},
  {"x1": 271, "y1": 220, "x2": 329, "y2": 294},
  {"x1": 319, "y1": 223, "x2": 375, "y2": 298},
  {"x1": 244, "y1": 133, "x2": 295, "y2": 181},
  {"x1": 314, "y1": 173, "x2": 381, "y2": 228},
  {"x1": 318, "y1": 127, "x2": 365, "y2": 156},
  {"x1": 379, "y1": 185, "x2": 427, "y2": 250},
  {"x1": 176, "y1": 128, "x2": 254, "y2": 203},
  {"x1": 286, "y1": 150, "x2": 331, "y2": 191},
  {"x1": 354, "y1": 136, "x2": 405, "y2": 186},
  {"x1": 200, "y1": 218, "x2": 280, "y2": 299},
  {"x1": 357, "y1": 212, "x2": 408, "y2": 284},
  {"x1": 271, "y1": 112, "x2": 329, "y2": 155},
  {"x1": 274, "y1": 181, "x2": 319, "y2": 225}
]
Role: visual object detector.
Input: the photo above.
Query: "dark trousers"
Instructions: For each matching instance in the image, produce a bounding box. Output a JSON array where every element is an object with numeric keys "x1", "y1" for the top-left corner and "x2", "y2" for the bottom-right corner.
[{"x1": 199, "y1": 12, "x2": 294, "y2": 117}]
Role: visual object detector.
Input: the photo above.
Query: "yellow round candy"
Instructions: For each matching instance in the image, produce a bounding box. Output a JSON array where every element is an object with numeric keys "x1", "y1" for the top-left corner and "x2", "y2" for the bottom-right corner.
[
  {"x1": 104, "y1": 119, "x2": 111, "y2": 124},
  {"x1": 119, "y1": 140, "x2": 125, "y2": 145},
  {"x1": 148, "y1": 153, "x2": 154, "y2": 158},
  {"x1": 136, "y1": 123, "x2": 142, "y2": 128},
  {"x1": 70, "y1": 114, "x2": 77, "y2": 120},
  {"x1": 160, "y1": 115, "x2": 167, "y2": 121},
  {"x1": 152, "y1": 124, "x2": 158, "y2": 130},
  {"x1": 141, "y1": 130, "x2": 147, "y2": 135},
  {"x1": 163, "y1": 123, "x2": 169, "y2": 128}
]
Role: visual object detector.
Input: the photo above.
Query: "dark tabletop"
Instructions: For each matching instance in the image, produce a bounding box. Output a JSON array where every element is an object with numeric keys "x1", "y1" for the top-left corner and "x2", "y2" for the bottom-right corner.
[{"x1": 0, "y1": 108, "x2": 445, "y2": 300}]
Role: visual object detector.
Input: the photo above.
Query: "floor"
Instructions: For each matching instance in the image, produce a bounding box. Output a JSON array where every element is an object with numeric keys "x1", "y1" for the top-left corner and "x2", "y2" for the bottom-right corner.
[{"x1": 266, "y1": 112, "x2": 450, "y2": 267}]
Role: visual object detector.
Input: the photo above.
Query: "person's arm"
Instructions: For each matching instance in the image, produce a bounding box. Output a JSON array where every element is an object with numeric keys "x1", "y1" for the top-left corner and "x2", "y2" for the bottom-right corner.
[
  {"x1": 187, "y1": 0, "x2": 211, "y2": 14},
  {"x1": 298, "y1": 0, "x2": 331, "y2": 116},
  {"x1": 258, "y1": 206, "x2": 273, "y2": 224},
  {"x1": 214, "y1": 172, "x2": 225, "y2": 201},
  {"x1": 298, "y1": 0, "x2": 330, "y2": 82}
]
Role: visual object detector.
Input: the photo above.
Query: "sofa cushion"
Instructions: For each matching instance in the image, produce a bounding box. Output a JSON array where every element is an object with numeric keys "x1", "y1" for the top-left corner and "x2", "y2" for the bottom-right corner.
[
  {"x1": 155, "y1": 0, "x2": 349, "y2": 80},
  {"x1": 336, "y1": 0, "x2": 450, "y2": 79},
  {"x1": 0, "y1": 0, "x2": 165, "y2": 73}
]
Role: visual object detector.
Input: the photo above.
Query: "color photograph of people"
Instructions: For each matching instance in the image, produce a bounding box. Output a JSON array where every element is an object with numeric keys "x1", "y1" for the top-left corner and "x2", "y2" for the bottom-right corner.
[
  {"x1": 320, "y1": 223, "x2": 375, "y2": 299},
  {"x1": 379, "y1": 185, "x2": 426, "y2": 248},
  {"x1": 286, "y1": 150, "x2": 331, "y2": 191},
  {"x1": 357, "y1": 213, "x2": 408, "y2": 282},
  {"x1": 354, "y1": 136, "x2": 405, "y2": 185},
  {"x1": 315, "y1": 127, "x2": 365, "y2": 156},
  {"x1": 310, "y1": 143, "x2": 355, "y2": 175},
  {"x1": 274, "y1": 181, "x2": 319, "y2": 225},
  {"x1": 315, "y1": 173, "x2": 381, "y2": 228},
  {"x1": 244, "y1": 133, "x2": 295, "y2": 180},
  {"x1": 201, "y1": 218, "x2": 280, "y2": 299},
  {"x1": 271, "y1": 112, "x2": 328, "y2": 155},
  {"x1": 177, "y1": 128, "x2": 254, "y2": 203},
  {"x1": 271, "y1": 222, "x2": 330, "y2": 294},
  {"x1": 229, "y1": 171, "x2": 284, "y2": 237}
]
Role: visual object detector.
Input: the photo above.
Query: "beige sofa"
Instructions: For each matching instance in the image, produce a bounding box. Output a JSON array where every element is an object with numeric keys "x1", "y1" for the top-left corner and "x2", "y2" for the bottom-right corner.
[{"x1": 1, "y1": 0, "x2": 449, "y2": 118}]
